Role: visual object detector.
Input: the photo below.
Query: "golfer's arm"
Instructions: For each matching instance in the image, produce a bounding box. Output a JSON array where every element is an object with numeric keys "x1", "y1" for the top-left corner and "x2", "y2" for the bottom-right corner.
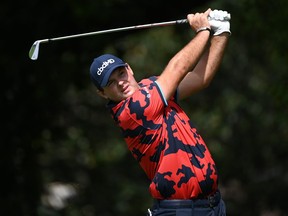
[
  {"x1": 178, "y1": 33, "x2": 230, "y2": 100},
  {"x1": 156, "y1": 31, "x2": 211, "y2": 100}
]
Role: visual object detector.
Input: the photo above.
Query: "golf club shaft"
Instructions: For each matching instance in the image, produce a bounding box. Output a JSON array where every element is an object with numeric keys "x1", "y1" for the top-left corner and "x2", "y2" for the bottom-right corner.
[
  {"x1": 50, "y1": 19, "x2": 188, "y2": 42},
  {"x1": 29, "y1": 13, "x2": 231, "y2": 60},
  {"x1": 29, "y1": 19, "x2": 188, "y2": 60}
]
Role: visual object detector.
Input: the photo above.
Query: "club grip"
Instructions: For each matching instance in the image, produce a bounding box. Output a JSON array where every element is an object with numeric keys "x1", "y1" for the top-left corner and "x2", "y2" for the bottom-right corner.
[{"x1": 176, "y1": 19, "x2": 188, "y2": 24}]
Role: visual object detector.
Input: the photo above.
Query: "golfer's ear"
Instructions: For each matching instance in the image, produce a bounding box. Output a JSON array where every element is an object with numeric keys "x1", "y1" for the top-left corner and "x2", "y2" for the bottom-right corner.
[{"x1": 96, "y1": 89, "x2": 108, "y2": 99}]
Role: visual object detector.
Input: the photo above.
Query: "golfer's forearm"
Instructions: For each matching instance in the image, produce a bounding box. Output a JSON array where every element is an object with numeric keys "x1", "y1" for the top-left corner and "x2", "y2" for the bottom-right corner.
[
  {"x1": 203, "y1": 33, "x2": 230, "y2": 85},
  {"x1": 165, "y1": 31, "x2": 211, "y2": 82},
  {"x1": 176, "y1": 33, "x2": 230, "y2": 99},
  {"x1": 157, "y1": 31, "x2": 211, "y2": 99}
]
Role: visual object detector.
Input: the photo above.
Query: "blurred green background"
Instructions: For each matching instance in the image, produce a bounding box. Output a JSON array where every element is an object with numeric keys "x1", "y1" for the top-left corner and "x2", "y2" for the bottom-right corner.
[{"x1": 2, "y1": 0, "x2": 288, "y2": 215}]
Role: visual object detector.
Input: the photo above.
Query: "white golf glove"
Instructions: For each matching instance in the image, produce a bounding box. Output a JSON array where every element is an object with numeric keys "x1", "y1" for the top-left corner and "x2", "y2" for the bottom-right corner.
[{"x1": 208, "y1": 10, "x2": 231, "y2": 36}]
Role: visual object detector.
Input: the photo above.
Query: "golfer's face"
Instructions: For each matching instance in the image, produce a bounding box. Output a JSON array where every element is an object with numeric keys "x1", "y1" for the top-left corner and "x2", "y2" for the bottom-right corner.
[{"x1": 102, "y1": 65, "x2": 139, "y2": 102}]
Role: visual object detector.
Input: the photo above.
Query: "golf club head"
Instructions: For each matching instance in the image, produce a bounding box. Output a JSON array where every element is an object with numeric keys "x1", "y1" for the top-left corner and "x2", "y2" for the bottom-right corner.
[{"x1": 29, "y1": 40, "x2": 40, "y2": 60}]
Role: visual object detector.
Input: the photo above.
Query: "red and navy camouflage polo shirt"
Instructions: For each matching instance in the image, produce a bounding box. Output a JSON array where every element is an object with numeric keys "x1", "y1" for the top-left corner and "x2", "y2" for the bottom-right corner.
[{"x1": 107, "y1": 76, "x2": 218, "y2": 199}]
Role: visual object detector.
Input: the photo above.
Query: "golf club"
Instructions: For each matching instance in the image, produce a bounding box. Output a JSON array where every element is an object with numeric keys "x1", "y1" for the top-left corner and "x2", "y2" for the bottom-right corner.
[
  {"x1": 29, "y1": 13, "x2": 230, "y2": 61},
  {"x1": 29, "y1": 19, "x2": 188, "y2": 61}
]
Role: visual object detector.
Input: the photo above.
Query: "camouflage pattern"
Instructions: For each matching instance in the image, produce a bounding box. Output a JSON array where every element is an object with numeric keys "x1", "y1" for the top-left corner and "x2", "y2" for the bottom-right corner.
[{"x1": 108, "y1": 76, "x2": 218, "y2": 199}]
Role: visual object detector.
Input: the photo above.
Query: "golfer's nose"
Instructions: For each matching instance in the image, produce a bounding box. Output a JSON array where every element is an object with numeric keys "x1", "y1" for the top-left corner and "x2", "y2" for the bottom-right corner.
[{"x1": 118, "y1": 80, "x2": 124, "y2": 86}]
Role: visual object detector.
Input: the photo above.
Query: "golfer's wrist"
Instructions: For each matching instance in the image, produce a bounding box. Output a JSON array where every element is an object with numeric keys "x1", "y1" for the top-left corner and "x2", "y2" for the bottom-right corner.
[{"x1": 196, "y1": 27, "x2": 211, "y2": 34}]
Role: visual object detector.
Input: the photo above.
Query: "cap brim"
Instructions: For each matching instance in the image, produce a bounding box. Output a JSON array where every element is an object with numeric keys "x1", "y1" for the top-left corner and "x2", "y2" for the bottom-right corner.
[{"x1": 100, "y1": 64, "x2": 126, "y2": 87}]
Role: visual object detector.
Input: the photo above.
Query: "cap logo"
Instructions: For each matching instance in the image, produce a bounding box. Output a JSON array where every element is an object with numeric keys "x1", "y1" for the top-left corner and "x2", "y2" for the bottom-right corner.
[{"x1": 97, "y1": 58, "x2": 115, "y2": 76}]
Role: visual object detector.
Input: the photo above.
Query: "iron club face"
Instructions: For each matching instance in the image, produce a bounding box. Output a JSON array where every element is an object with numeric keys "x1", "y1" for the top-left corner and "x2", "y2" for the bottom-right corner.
[
  {"x1": 29, "y1": 40, "x2": 40, "y2": 60},
  {"x1": 29, "y1": 39, "x2": 49, "y2": 60}
]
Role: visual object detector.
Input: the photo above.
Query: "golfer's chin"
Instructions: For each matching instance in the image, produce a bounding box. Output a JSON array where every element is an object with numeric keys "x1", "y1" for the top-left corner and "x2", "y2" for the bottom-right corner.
[
  {"x1": 111, "y1": 87, "x2": 137, "y2": 102},
  {"x1": 121, "y1": 92, "x2": 133, "y2": 100},
  {"x1": 110, "y1": 93, "x2": 130, "y2": 102},
  {"x1": 117, "y1": 90, "x2": 134, "y2": 101}
]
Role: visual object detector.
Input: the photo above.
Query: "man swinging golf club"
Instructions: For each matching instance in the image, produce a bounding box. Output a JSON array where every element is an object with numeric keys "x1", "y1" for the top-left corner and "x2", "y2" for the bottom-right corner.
[{"x1": 89, "y1": 8, "x2": 231, "y2": 216}]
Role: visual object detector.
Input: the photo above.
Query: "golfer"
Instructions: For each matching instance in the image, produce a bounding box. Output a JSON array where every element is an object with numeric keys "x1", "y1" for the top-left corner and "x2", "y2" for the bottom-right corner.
[{"x1": 89, "y1": 8, "x2": 231, "y2": 216}]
